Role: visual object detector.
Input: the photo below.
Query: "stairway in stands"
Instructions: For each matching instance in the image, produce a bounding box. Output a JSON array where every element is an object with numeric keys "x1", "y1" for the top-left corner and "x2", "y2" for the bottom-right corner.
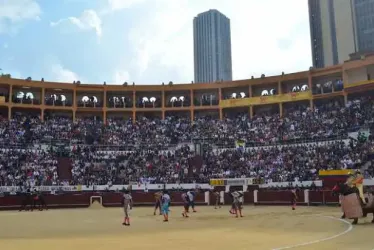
[{"x1": 57, "y1": 157, "x2": 72, "y2": 181}]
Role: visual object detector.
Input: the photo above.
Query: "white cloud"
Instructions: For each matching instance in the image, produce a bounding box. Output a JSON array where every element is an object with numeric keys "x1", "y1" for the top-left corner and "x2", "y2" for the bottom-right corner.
[
  {"x1": 50, "y1": 9, "x2": 102, "y2": 37},
  {"x1": 124, "y1": 0, "x2": 311, "y2": 83},
  {"x1": 0, "y1": 0, "x2": 41, "y2": 33},
  {"x1": 98, "y1": 0, "x2": 146, "y2": 16},
  {"x1": 51, "y1": 64, "x2": 81, "y2": 83},
  {"x1": 107, "y1": 0, "x2": 145, "y2": 11},
  {"x1": 111, "y1": 70, "x2": 130, "y2": 85}
]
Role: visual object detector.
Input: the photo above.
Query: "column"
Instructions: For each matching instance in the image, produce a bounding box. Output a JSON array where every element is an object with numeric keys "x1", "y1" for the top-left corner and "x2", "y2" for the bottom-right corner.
[
  {"x1": 278, "y1": 81, "x2": 282, "y2": 94},
  {"x1": 132, "y1": 91, "x2": 136, "y2": 122},
  {"x1": 103, "y1": 89, "x2": 107, "y2": 123},
  {"x1": 73, "y1": 89, "x2": 77, "y2": 122},
  {"x1": 248, "y1": 85, "x2": 252, "y2": 97},
  {"x1": 8, "y1": 106, "x2": 11, "y2": 120},
  {"x1": 8, "y1": 85, "x2": 12, "y2": 120},
  {"x1": 279, "y1": 103, "x2": 283, "y2": 117},
  {"x1": 73, "y1": 89, "x2": 77, "y2": 107},
  {"x1": 190, "y1": 89, "x2": 194, "y2": 107},
  {"x1": 308, "y1": 72, "x2": 312, "y2": 89},
  {"x1": 41, "y1": 88, "x2": 45, "y2": 106},
  {"x1": 218, "y1": 88, "x2": 222, "y2": 120},
  {"x1": 161, "y1": 90, "x2": 165, "y2": 108}
]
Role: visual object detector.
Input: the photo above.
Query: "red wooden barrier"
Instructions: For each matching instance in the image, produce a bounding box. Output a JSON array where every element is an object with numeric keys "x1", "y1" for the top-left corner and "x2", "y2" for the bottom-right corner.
[
  {"x1": 0, "y1": 190, "x2": 337, "y2": 210},
  {"x1": 0, "y1": 191, "x2": 207, "y2": 210}
]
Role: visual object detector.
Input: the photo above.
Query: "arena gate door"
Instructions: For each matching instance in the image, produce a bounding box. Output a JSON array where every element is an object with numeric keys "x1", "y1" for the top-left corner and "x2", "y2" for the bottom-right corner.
[
  {"x1": 188, "y1": 155, "x2": 203, "y2": 178},
  {"x1": 57, "y1": 157, "x2": 73, "y2": 181}
]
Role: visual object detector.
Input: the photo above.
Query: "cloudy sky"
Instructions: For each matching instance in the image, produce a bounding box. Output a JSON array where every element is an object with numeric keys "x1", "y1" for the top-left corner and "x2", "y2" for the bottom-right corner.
[{"x1": 0, "y1": 0, "x2": 312, "y2": 85}]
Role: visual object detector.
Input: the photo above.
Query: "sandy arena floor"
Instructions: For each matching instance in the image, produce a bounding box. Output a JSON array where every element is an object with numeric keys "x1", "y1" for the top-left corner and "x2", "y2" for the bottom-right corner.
[{"x1": 0, "y1": 205, "x2": 373, "y2": 250}]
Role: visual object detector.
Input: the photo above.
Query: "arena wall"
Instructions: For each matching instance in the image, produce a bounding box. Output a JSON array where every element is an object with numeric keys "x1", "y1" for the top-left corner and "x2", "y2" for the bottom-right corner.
[{"x1": 0, "y1": 190, "x2": 339, "y2": 211}]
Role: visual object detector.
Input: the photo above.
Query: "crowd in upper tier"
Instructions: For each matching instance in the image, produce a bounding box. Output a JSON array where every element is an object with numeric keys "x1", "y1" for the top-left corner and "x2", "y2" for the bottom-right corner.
[
  {"x1": 1, "y1": 95, "x2": 373, "y2": 148},
  {"x1": 0, "y1": 96, "x2": 373, "y2": 187}
]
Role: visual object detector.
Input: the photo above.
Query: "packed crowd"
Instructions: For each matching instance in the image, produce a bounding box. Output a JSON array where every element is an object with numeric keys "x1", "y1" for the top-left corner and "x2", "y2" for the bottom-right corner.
[
  {"x1": 1, "y1": 137, "x2": 373, "y2": 187},
  {"x1": 1, "y1": 96, "x2": 373, "y2": 149},
  {"x1": 0, "y1": 96, "x2": 373, "y2": 186},
  {"x1": 70, "y1": 145, "x2": 193, "y2": 185},
  {"x1": 0, "y1": 149, "x2": 58, "y2": 186},
  {"x1": 204, "y1": 140, "x2": 374, "y2": 182}
]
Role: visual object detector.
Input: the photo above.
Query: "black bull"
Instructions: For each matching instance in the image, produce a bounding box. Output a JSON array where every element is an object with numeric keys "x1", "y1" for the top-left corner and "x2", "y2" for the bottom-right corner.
[
  {"x1": 19, "y1": 193, "x2": 48, "y2": 211},
  {"x1": 332, "y1": 183, "x2": 374, "y2": 224}
]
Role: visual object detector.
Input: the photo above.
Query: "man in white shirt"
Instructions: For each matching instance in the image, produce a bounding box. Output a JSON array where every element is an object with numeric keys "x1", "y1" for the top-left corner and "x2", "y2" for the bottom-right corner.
[
  {"x1": 230, "y1": 191, "x2": 243, "y2": 218},
  {"x1": 187, "y1": 190, "x2": 197, "y2": 213},
  {"x1": 122, "y1": 190, "x2": 133, "y2": 226}
]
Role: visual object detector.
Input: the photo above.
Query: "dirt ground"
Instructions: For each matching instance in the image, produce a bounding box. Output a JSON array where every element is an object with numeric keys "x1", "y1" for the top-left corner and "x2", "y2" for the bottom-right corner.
[{"x1": 0, "y1": 205, "x2": 373, "y2": 250}]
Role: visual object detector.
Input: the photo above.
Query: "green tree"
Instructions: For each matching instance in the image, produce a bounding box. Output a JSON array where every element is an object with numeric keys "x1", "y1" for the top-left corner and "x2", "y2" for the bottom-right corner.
[{"x1": 0, "y1": 68, "x2": 11, "y2": 78}]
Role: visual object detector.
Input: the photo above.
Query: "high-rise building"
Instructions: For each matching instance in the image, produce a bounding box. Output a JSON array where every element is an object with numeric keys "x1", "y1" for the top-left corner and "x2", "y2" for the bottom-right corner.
[
  {"x1": 353, "y1": 0, "x2": 374, "y2": 53},
  {"x1": 193, "y1": 9, "x2": 232, "y2": 83},
  {"x1": 308, "y1": 0, "x2": 374, "y2": 68}
]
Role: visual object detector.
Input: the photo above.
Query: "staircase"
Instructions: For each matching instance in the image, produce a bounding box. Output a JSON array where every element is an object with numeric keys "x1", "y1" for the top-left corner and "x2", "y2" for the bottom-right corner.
[{"x1": 57, "y1": 157, "x2": 72, "y2": 181}]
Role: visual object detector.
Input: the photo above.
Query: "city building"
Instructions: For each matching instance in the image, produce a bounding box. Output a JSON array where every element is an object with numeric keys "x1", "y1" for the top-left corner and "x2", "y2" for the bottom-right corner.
[
  {"x1": 353, "y1": 0, "x2": 374, "y2": 53},
  {"x1": 308, "y1": 0, "x2": 374, "y2": 68},
  {"x1": 193, "y1": 9, "x2": 232, "y2": 83}
]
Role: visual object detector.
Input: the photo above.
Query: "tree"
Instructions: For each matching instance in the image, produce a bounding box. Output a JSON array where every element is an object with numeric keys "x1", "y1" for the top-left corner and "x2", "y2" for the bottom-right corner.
[{"x1": 0, "y1": 68, "x2": 11, "y2": 78}]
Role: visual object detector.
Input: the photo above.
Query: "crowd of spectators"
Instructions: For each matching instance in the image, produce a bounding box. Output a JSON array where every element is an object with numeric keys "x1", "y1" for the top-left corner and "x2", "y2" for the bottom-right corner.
[
  {"x1": 0, "y1": 96, "x2": 372, "y2": 148},
  {"x1": 70, "y1": 145, "x2": 193, "y2": 185},
  {"x1": 0, "y1": 96, "x2": 373, "y2": 187},
  {"x1": 0, "y1": 149, "x2": 58, "y2": 186},
  {"x1": 204, "y1": 140, "x2": 374, "y2": 182}
]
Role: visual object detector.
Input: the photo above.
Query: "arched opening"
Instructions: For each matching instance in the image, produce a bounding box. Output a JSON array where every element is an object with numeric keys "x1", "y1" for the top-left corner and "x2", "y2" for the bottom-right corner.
[
  {"x1": 60, "y1": 95, "x2": 67, "y2": 102},
  {"x1": 150, "y1": 97, "x2": 156, "y2": 107},
  {"x1": 301, "y1": 84, "x2": 309, "y2": 91},
  {"x1": 16, "y1": 91, "x2": 25, "y2": 99},
  {"x1": 142, "y1": 97, "x2": 149, "y2": 108},
  {"x1": 82, "y1": 96, "x2": 89, "y2": 103},
  {"x1": 292, "y1": 86, "x2": 300, "y2": 92},
  {"x1": 25, "y1": 92, "x2": 34, "y2": 99}
]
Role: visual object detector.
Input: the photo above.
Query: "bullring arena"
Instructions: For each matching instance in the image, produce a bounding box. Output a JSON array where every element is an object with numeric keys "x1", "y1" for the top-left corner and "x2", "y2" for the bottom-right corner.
[
  {"x1": 1, "y1": 189, "x2": 374, "y2": 250},
  {"x1": 0, "y1": 52, "x2": 374, "y2": 250}
]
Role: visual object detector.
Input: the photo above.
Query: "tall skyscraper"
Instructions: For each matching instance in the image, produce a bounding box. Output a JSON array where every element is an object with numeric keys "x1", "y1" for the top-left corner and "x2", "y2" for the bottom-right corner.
[
  {"x1": 308, "y1": 0, "x2": 374, "y2": 68},
  {"x1": 193, "y1": 9, "x2": 232, "y2": 83},
  {"x1": 353, "y1": 0, "x2": 374, "y2": 53}
]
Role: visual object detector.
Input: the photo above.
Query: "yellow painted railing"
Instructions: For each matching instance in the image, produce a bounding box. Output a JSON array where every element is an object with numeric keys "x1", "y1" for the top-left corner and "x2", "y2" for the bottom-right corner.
[
  {"x1": 220, "y1": 91, "x2": 312, "y2": 108},
  {"x1": 319, "y1": 169, "x2": 355, "y2": 176},
  {"x1": 344, "y1": 79, "x2": 374, "y2": 89}
]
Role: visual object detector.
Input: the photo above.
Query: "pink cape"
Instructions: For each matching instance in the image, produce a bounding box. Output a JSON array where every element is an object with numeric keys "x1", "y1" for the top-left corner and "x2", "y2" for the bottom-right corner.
[{"x1": 341, "y1": 193, "x2": 363, "y2": 219}]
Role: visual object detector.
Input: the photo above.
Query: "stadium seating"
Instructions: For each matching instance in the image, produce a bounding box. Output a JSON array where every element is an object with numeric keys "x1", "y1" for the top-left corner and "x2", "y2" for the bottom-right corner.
[{"x1": 0, "y1": 96, "x2": 373, "y2": 187}]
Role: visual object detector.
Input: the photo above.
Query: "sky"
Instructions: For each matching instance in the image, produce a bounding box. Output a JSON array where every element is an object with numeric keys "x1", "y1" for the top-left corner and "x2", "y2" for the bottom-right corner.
[{"x1": 0, "y1": 0, "x2": 312, "y2": 85}]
